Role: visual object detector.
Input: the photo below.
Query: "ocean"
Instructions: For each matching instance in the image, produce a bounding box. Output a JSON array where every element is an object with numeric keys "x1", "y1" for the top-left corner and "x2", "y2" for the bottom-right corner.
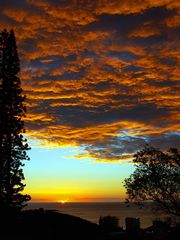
[{"x1": 25, "y1": 202, "x2": 170, "y2": 228}]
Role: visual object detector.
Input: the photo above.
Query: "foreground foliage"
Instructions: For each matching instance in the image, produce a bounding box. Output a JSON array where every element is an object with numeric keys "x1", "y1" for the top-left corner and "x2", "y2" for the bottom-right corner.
[
  {"x1": 124, "y1": 146, "x2": 180, "y2": 217},
  {"x1": 0, "y1": 29, "x2": 30, "y2": 213}
]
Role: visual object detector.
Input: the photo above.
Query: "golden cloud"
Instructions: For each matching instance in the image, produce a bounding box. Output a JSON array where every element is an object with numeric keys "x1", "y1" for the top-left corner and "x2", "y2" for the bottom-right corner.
[
  {"x1": 0, "y1": 0, "x2": 179, "y2": 161},
  {"x1": 96, "y1": 0, "x2": 174, "y2": 15}
]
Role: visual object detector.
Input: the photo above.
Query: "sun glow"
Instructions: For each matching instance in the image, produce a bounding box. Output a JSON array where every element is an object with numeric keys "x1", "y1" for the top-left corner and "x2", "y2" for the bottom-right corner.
[{"x1": 58, "y1": 200, "x2": 67, "y2": 204}]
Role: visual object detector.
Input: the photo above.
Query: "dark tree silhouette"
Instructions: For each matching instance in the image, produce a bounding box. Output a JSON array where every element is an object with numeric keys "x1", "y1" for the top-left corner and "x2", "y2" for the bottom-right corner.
[
  {"x1": 0, "y1": 29, "x2": 30, "y2": 214},
  {"x1": 124, "y1": 146, "x2": 180, "y2": 217}
]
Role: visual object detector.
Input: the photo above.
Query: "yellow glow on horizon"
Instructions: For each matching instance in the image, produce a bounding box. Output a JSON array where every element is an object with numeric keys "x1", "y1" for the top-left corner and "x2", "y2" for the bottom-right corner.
[
  {"x1": 57, "y1": 200, "x2": 68, "y2": 204},
  {"x1": 25, "y1": 183, "x2": 126, "y2": 199},
  {"x1": 26, "y1": 190, "x2": 126, "y2": 203}
]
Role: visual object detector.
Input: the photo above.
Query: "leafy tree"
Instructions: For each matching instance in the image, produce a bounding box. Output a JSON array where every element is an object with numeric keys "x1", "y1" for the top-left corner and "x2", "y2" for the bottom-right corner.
[
  {"x1": 124, "y1": 146, "x2": 180, "y2": 217},
  {"x1": 0, "y1": 29, "x2": 31, "y2": 214}
]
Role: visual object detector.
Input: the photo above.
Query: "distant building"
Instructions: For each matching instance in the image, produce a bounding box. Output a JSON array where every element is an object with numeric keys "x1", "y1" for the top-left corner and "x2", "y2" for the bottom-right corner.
[
  {"x1": 99, "y1": 216, "x2": 119, "y2": 232},
  {"x1": 152, "y1": 219, "x2": 169, "y2": 240},
  {"x1": 125, "y1": 217, "x2": 140, "y2": 233}
]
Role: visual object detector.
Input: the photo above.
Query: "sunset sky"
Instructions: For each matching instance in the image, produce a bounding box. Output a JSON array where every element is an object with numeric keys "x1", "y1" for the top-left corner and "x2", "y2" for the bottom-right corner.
[{"x1": 0, "y1": 0, "x2": 179, "y2": 202}]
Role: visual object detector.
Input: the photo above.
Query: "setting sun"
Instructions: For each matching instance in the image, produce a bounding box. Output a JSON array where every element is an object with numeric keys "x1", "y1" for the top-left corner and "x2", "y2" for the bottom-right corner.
[{"x1": 58, "y1": 200, "x2": 67, "y2": 204}]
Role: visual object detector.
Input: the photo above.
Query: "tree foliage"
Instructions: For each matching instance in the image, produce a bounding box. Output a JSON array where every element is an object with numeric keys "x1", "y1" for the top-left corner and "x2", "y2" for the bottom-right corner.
[
  {"x1": 124, "y1": 146, "x2": 180, "y2": 217},
  {"x1": 0, "y1": 29, "x2": 30, "y2": 213}
]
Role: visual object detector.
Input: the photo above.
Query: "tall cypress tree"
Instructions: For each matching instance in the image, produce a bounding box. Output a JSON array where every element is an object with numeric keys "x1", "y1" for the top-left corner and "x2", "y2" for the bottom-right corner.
[{"x1": 0, "y1": 29, "x2": 30, "y2": 214}]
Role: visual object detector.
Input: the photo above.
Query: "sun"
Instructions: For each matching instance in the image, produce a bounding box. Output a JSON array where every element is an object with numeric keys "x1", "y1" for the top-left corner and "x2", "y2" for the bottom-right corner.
[{"x1": 58, "y1": 200, "x2": 67, "y2": 204}]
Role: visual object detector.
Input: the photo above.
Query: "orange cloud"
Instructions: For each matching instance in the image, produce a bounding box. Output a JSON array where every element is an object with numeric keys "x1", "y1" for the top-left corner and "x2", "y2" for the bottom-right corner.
[
  {"x1": 0, "y1": 0, "x2": 179, "y2": 161},
  {"x1": 165, "y1": 15, "x2": 180, "y2": 27},
  {"x1": 95, "y1": 0, "x2": 175, "y2": 15},
  {"x1": 129, "y1": 22, "x2": 161, "y2": 38}
]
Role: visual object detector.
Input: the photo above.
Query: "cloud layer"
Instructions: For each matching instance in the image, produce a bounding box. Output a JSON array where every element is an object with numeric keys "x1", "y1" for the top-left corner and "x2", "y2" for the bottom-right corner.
[{"x1": 1, "y1": 0, "x2": 179, "y2": 161}]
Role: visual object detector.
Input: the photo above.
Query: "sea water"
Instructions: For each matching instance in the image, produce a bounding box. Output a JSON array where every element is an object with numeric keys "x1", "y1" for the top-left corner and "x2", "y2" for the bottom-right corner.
[{"x1": 25, "y1": 202, "x2": 169, "y2": 228}]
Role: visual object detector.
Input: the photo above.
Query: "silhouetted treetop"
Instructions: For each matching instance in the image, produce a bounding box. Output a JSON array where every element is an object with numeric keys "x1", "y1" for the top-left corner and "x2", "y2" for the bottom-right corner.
[{"x1": 124, "y1": 146, "x2": 180, "y2": 217}]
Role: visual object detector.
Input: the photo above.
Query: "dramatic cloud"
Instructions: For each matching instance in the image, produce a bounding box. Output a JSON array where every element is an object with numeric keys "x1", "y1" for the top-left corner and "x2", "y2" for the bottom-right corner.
[{"x1": 0, "y1": 0, "x2": 179, "y2": 161}]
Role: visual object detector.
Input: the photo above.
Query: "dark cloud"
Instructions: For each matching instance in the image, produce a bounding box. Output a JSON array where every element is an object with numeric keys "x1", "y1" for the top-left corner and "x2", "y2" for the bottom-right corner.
[{"x1": 81, "y1": 132, "x2": 180, "y2": 161}]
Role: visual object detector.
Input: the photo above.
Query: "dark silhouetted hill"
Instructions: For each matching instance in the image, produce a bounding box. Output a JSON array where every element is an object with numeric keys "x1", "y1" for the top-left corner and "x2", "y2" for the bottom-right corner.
[{"x1": 0, "y1": 208, "x2": 104, "y2": 240}]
